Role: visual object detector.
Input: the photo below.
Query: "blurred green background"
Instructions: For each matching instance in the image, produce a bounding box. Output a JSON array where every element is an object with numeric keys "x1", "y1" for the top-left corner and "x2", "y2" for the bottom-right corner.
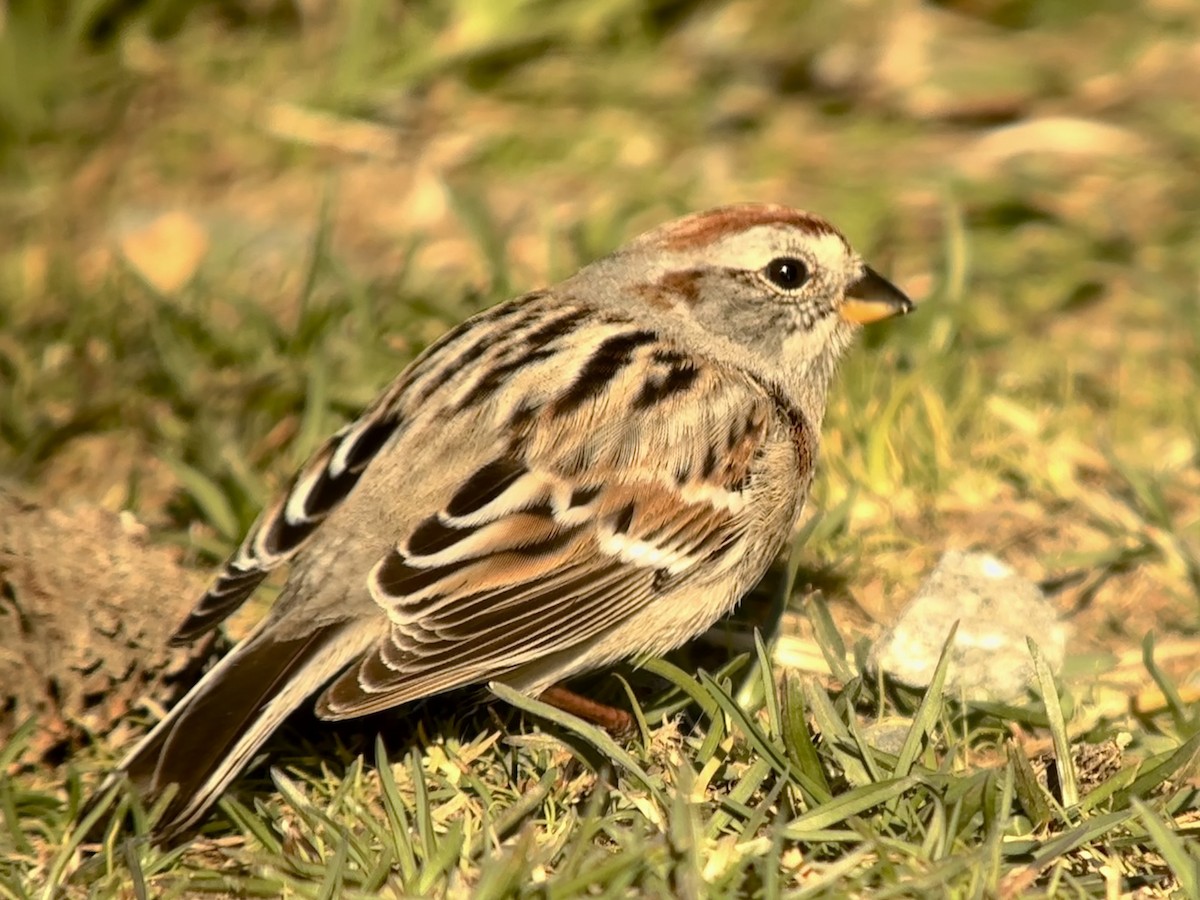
[{"x1": 1, "y1": 0, "x2": 1198, "y2": 895}]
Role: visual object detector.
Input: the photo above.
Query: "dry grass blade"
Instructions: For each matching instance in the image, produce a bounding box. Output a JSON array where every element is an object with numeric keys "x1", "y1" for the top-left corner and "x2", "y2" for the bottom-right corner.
[{"x1": 1028, "y1": 637, "x2": 1078, "y2": 810}]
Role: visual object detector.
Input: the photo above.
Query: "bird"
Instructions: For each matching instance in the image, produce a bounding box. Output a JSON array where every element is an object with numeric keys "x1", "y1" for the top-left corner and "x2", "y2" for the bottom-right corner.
[{"x1": 99, "y1": 202, "x2": 913, "y2": 839}]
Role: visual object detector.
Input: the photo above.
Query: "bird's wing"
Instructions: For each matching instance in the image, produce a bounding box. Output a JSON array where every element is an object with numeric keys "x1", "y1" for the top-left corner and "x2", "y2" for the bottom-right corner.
[
  {"x1": 170, "y1": 293, "x2": 549, "y2": 643},
  {"x1": 316, "y1": 321, "x2": 800, "y2": 718}
]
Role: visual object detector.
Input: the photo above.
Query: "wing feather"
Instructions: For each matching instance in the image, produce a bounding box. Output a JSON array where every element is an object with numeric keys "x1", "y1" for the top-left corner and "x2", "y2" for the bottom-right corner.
[
  {"x1": 178, "y1": 291, "x2": 801, "y2": 727},
  {"x1": 316, "y1": 397, "x2": 772, "y2": 719},
  {"x1": 170, "y1": 292, "x2": 555, "y2": 644},
  {"x1": 171, "y1": 409, "x2": 406, "y2": 643}
]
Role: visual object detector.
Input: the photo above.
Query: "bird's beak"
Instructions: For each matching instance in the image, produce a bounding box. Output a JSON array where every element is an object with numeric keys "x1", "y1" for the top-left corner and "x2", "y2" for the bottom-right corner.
[{"x1": 841, "y1": 266, "x2": 915, "y2": 324}]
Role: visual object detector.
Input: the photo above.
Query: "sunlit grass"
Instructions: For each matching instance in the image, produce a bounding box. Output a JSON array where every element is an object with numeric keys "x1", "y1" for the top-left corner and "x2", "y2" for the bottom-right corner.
[{"x1": 2, "y1": 0, "x2": 1199, "y2": 896}]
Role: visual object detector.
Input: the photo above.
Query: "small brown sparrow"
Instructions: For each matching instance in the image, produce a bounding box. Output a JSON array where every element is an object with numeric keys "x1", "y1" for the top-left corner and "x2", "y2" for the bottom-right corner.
[{"x1": 104, "y1": 203, "x2": 912, "y2": 838}]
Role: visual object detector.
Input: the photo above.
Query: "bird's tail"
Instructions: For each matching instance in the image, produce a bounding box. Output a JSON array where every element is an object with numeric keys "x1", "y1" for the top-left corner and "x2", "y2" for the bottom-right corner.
[{"x1": 92, "y1": 617, "x2": 376, "y2": 841}]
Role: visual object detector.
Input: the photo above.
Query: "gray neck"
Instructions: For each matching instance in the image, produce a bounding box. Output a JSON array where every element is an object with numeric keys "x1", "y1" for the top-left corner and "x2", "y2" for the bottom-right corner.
[{"x1": 780, "y1": 326, "x2": 855, "y2": 430}]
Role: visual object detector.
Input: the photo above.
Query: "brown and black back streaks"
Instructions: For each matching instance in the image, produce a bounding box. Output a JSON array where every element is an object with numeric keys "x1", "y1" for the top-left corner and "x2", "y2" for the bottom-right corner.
[
  {"x1": 554, "y1": 329, "x2": 658, "y2": 415},
  {"x1": 522, "y1": 307, "x2": 592, "y2": 351},
  {"x1": 172, "y1": 566, "x2": 269, "y2": 644},
  {"x1": 279, "y1": 417, "x2": 402, "y2": 541},
  {"x1": 456, "y1": 348, "x2": 559, "y2": 411},
  {"x1": 447, "y1": 457, "x2": 527, "y2": 516},
  {"x1": 408, "y1": 293, "x2": 700, "y2": 433},
  {"x1": 635, "y1": 349, "x2": 700, "y2": 408},
  {"x1": 175, "y1": 298, "x2": 566, "y2": 644}
]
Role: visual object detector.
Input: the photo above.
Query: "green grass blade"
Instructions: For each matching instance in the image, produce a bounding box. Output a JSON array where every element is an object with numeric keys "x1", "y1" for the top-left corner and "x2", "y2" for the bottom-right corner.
[
  {"x1": 414, "y1": 820, "x2": 465, "y2": 896},
  {"x1": 704, "y1": 756, "x2": 773, "y2": 840},
  {"x1": 160, "y1": 453, "x2": 240, "y2": 541},
  {"x1": 1029, "y1": 808, "x2": 1133, "y2": 865},
  {"x1": 781, "y1": 672, "x2": 832, "y2": 803},
  {"x1": 612, "y1": 673, "x2": 652, "y2": 748},
  {"x1": 696, "y1": 670, "x2": 827, "y2": 805},
  {"x1": 803, "y1": 677, "x2": 873, "y2": 787},
  {"x1": 806, "y1": 595, "x2": 854, "y2": 684},
  {"x1": 314, "y1": 831, "x2": 349, "y2": 900},
  {"x1": 221, "y1": 794, "x2": 283, "y2": 854},
  {"x1": 375, "y1": 736, "x2": 417, "y2": 883},
  {"x1": 641, "y1": 657, "x2": 728, "y2": 761},
  {"x1": 783, "y1": 776, "x2": 921, "y2": 836},
  {"x1": 1132, "y1": 799, "x2": 1200, "y2": 898},
  {"x1": 411, "y1": 749, "x2": 436, "y2": 863},
  {"x1": 1007, "y1": 743, "x2": 1053, "y2": 829},
  {"x1": 488, "y1": 765, "x2": 559, "y2": 845},
  {"x1": 1142, "y1": 631, "x2": 1193, "y2": 731},
  {"x1": 1112, "y1": 731, "x2": 1200, "y2": 808},
  {"x1": 754, "y1": 629, "x2": 783, "y2": 739},
  {"x1": 894, "y1": 622, "x2": 958, "y2": 778}
]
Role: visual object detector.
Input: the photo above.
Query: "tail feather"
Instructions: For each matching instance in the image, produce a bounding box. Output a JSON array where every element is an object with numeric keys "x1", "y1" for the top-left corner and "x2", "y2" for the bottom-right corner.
[{"x1": 103, "y1": 618, "x2": 376, "y2": 840}]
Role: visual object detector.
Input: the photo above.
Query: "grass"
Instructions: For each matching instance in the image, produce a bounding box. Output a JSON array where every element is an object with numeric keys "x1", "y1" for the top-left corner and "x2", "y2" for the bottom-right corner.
[
  {"x1": 12, "y1": 616, "x2": 1200, "y2": 896},
  {"x1": 2, "y1": 0, "x2": 1199, "y2": 896}
]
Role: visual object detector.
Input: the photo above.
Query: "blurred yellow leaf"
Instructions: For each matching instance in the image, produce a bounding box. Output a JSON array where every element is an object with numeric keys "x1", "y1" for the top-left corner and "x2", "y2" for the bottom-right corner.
[{"x1": 118, "y1": 210, "x2": 209, "y2": 294}]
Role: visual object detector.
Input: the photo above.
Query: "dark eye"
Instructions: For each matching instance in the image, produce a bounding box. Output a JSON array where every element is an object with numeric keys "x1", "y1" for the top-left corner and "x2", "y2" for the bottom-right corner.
[{"x1": 765, "y1": 257, "x2": 809, "y2": 290}]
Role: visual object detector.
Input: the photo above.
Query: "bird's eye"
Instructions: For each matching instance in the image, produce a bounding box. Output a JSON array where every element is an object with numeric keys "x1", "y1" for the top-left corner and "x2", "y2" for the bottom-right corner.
[{"x1": 764, "y1": 257, "x2": 809, "y2": 290}]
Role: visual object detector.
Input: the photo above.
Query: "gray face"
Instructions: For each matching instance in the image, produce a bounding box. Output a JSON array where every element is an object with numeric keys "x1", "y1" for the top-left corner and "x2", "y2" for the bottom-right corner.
[
  {"x1": 683, "y1": 246, "x2": 859, "y2": 360},
  {"x1": 568, "y1": 204, "x2": 911, "y2": 423},
  {"x1": 626, "y1": 216, "x2": 866, "y2": 391}
]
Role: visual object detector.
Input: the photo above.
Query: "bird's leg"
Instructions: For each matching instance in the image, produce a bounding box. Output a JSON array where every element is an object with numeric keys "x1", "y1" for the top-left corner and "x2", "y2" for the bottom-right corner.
[{"x1": 539, "y1": 685, "x2": 636, "y2": 739}]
